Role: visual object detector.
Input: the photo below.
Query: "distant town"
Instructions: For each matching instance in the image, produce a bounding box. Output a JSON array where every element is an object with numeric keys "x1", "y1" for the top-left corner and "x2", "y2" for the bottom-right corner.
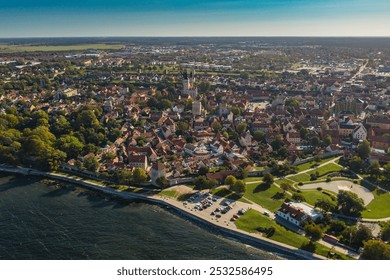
[{"x1": 0, "y1": 37, "x2": 389, "y2": 260}]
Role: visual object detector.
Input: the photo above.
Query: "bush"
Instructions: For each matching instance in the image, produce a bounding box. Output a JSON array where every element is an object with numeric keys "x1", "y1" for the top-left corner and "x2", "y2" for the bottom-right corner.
[
  {"x1": 317, "y1": 187, "x2": 322, "y2": 191},
  {"x1": 300, "y1": 241, "x2": 316, "y2": 253},
  {"x1": 326, "y1": 177, "x2": 331, "y2": 182},
  {"x1": 298, "y1": 182, "x2": 303, "y2": 186}
]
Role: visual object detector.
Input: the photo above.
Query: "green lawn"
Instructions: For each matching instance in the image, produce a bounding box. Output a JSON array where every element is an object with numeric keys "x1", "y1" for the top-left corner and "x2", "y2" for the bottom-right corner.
[
  {"x1": 288, "y1": 163, "x2": 343, "y2": 183},
  {"x1": 300, "y1": 189, "x2": 337, "y2": 207},
  {"x1": 235, "y1": 209, "x2": 335, "y2": 258},
  {"x1": 0, "y1": 44, "x2": 124, "y2": 53},
  {"x1": 211, "y1": 187, "x2": 252, "y2": 204},
  {"x1": 243, "y1": 183, "x2": 290, "y2": 212},
  {"x1": 362, "y1": 189, "x2": 390, "y2": 219},
  {"x1": 289, "y1": 173, "x2": 311, "y2": 183},
  {"x1": 307, "y1": 163, "x2": 343, "y2": 177},
  {"x1": 295, "y1": 157, "x2": 337, "y2": 172},
  {"x1": 275, "y1": 178, "x2": 295, "y2": 187}
]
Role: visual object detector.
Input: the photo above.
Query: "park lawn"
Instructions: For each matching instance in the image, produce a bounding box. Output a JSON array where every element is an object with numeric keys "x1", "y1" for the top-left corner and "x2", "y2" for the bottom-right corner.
[
  {"x1": 307, "y1": 163, "x2": 343, "y2": 177},
  {"x1": 295, "y1": 157, "x2": 337, "y2": 172},
  {"x1": 0, "y1": 44, "x2": 124, "y2": 53},
  {"x1": 159, "y1": 189, "x2": 180, "y2": 199},
  {"x1": 300, "y1": 189, "x2": 337, "y2": 207},
  {"x1": 235, "y1": 209, "x2": 334, "y2": 258},
  {"x1": 243, "y1": 183, "x2": 290, "y2": 212},
  {"x1": 289, "y1": 173, "x2": 311, "y2": 183},
  {"x1": 275, "y1": 178, "x2": 295, "y2": 187},
  {"x1": 211, "y1": 187, "x2": 252, "y2": 204},
  {"x1": 362, "y1": 189, "x2": 390, "y2": 219}
]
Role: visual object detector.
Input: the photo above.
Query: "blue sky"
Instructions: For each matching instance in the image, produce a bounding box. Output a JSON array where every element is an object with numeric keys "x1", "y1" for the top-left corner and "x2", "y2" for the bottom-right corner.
[{"x1": 0, "y1": 0, "x2": 389, "y2": 37}]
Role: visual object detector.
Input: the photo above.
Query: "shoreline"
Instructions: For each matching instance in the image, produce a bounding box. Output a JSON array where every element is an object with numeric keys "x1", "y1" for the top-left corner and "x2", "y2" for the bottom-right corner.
[{"x1": 0, "y1": 165, "x2": 325, "y2": 260}]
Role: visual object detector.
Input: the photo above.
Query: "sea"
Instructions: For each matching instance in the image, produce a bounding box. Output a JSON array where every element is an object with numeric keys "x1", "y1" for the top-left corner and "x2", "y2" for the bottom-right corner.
[{"x1": 0, "y1": 174, "x2": 288, "y2": 260}]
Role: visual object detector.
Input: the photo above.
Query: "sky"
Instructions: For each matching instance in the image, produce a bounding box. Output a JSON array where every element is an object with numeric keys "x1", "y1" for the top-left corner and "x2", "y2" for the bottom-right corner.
[{"x1": 0, "y1": 0, "x2": 389, "y2": 37}]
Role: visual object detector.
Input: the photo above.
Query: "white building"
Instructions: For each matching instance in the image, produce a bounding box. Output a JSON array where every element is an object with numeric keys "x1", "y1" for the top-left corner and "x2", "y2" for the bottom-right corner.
[
  {"x1": 276, "y1": 201, "x2": 323, "y2": 226},
  {"x1": 352, "y1": 124, "x2": 367, "y2": 140}
]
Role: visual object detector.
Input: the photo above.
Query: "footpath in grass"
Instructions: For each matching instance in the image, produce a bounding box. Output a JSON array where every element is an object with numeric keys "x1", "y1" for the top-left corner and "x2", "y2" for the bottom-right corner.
[
  {"x1": 235, "y1": 209, "x2": 338, "y2": 259},
  {"x1": 289, "y1": 163, "x2": 343, "y2": 183},
  {"x1": 295, "y1": 157, "x2": 337, "y2": 172}
]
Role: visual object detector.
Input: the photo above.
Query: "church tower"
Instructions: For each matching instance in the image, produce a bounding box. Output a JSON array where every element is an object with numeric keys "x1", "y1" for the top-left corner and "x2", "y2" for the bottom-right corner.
[{"x1": 182, "y1": 67, "x2": 197, "y2": 99}]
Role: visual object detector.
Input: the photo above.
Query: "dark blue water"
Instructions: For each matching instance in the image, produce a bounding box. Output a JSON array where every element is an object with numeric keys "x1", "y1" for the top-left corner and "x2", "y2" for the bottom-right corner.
[{"x1": 0, "y1": 174, "x2": 284, "y2": 260}]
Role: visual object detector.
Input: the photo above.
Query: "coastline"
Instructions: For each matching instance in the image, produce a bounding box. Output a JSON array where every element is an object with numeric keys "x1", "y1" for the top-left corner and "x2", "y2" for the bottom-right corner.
[{"x1": 0, "y1": 165, "x2": 326, "y2": 260}]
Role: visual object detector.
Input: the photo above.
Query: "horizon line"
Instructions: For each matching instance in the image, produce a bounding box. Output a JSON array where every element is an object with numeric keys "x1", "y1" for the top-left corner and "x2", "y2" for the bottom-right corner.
[{"x1": 1, "y1": 35, "x2": 390, "y2": 39}]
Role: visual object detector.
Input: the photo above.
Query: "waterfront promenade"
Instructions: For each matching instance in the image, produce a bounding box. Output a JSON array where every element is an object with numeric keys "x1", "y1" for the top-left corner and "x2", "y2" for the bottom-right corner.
[{"x1": 0, "y1": 164, "x2": 330, "y2": 260}]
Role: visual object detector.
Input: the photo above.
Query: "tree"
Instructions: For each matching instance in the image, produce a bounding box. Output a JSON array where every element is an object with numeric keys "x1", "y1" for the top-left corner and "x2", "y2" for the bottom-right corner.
[
  {"x1": 292, "y1": 192, "x2": 305, "y2": 202},
  {"x1": 280, "y1": 183, "x2": 291, "y2": 193},
  {"x1": 40, "y1": 147, "x2": 66, "y2": 171},
  {"x1": 300, "y1": 127, "x2": 309, "y2": 140},
  {"x1": 342, "y1": 225, "x2": 373, "y2": 249},
  {"x1": 238, "y1": 166, "x2": 251, "y2": 179},
  {"x1": 324, "y1": 135, "x2": 332, "y2": 146},
  {"x1": 362, "y1": 240, "x2": 390, "y2": 260},
  {"x1": 236, "y1": 122, "x2": 247, "y2": 135},
  {"x1": 198, "y1": 166, "x2": 209, "y2": 176},
  {"x1": 327, "y1": 219, "x2": 346, "y2": 236},
  {"x1": 337, "y1": 190, "x2": 365, "y2": 216},
  {"x1": 304, "y1": 223, "x2": 323, "y2": 241},
  {"x1": 263, "y1": 172, "x2": 274, "y2": 186},
  {"x1": 270, "y1": 136, "x2": 284, "y2": 151},
  {"x1": 367, "y1": 160, "x2": 381, "y2": 179},
  {"x1": 156, "y1": 176, "x2": 170, "y2": 188},
  {"x1": 56, "y1": 134, "x2": 84, "y2": 160},
  {"x1": 115, "y1": 169, "x2": 133, "y2": 184},
  {"x1": 133, "y1": 168, "x2": 147, "y2": 184},
  {"x1": 230, "y1": 180, "x2": 246, "y2": 194},
  {"x1": 224, "y1": 175, "x2": 237, "y2": 187},
  {"x1": 380, "y1": 221, "x2": 390, "y2": 242},
  {"x1": 310, "y1": 136, "x2": 320, "y2": 147},
  {"x1": 253, "y1": 130, "x2": 266, "y2": 142},
  {"x1": 83, "y1": 156, "x2": 99, "y2": 172},
  {"x1": 349, "y1": 156, "x2": 363, "y2": 173},
  {"x1": 357, "y1": 140, "x2": 371, "y2": 160},
  {"x1": 315, "y1": 199, "x2": 335, "y2": 214},
  {"x1": 211, "y1": 121, "x2": 222, "y2": 132}
]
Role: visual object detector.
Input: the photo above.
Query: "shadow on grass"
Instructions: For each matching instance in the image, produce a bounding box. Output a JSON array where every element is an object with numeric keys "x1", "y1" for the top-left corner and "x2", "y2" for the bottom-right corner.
[
  {"x1": 177, "y1": 193, "x2": 193, "y2": 201},
  {"x1": 253, "y1": 182, "x2": 272, "y2": 193},
  {"x1": 272, "y1": 192, "x2": 286, "y2": 200},
  {"x1": 300, "y1": 241, "x2": 316, "y2": 253}
]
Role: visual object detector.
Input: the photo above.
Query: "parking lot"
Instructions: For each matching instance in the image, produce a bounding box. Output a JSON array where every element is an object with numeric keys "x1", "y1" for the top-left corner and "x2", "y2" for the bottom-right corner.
[{"x1": 182, "y1": 191, "x2": 251, "y2": 227}]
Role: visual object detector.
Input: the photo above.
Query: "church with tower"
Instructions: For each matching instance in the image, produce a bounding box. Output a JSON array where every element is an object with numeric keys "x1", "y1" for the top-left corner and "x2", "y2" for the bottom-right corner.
[{"x1": 182, "y1": 68, "x2": 198, "y2": 99}]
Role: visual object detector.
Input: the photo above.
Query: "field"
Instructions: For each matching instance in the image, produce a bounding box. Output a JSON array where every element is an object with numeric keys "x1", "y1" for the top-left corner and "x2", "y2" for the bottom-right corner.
[{"x1": 0, "y1": 44, "x2": 124, "y2": 53}]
